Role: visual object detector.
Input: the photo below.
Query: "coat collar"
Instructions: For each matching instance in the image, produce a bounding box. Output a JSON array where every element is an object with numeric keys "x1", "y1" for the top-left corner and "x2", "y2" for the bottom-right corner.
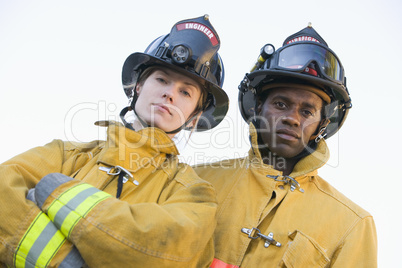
[
  {"x1": 95, "y1": 121, "x2": 179, "y2": 174},
  {"x1": 247, "y1": 122, "x2": 330, "y2": 177}
]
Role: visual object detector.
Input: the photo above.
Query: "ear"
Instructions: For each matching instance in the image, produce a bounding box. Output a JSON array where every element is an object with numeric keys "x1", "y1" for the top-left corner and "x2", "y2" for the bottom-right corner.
[{"x1": 135, "y1": 83, "x2": 141, "y2": 95}]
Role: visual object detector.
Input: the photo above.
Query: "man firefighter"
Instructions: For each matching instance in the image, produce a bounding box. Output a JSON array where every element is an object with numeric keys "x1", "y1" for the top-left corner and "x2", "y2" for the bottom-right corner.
[{"x1": 194, "y1": 24, "x2": 377, "y2": 267}]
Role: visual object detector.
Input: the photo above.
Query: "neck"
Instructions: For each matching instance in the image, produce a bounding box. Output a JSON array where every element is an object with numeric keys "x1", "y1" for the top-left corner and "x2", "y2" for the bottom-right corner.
[
  {"x1": 132, "y1": 119, "x2": 145, "y2": 132},
  {"x1": 259, "y1": 148, "x2": 299, "y2": 176},
  {"x1": 131, "y1": 119, "x2": 178, "y2": 139}
]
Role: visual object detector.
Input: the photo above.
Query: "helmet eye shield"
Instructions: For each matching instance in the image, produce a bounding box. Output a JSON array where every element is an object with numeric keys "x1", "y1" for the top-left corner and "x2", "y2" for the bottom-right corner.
[{"x1": 267, "y1": 43, "x2": 344, "y2": 84}]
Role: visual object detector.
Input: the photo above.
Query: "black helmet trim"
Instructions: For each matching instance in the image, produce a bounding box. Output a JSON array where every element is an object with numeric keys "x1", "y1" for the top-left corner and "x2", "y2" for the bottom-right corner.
[{"x1": 121, "y1": 15, "x2": 228, "y2": 131}]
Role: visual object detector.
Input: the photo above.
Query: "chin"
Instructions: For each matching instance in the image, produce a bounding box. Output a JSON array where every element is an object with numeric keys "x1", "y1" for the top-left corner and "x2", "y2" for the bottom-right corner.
[{"x1": 156, "y1": 124, "x2": 180, "y2": 133}]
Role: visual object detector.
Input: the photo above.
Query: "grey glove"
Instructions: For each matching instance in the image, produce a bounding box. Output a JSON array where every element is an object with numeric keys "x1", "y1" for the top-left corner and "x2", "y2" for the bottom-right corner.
[
  {"x1": 26, "y1": 188, "x2": 37, "y2": 205},
  {"x1": 35, "y1": 172, "x2": 73, "y2": 208}
]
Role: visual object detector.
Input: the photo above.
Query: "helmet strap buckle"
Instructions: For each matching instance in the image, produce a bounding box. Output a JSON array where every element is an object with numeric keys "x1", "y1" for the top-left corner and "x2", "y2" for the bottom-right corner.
[
  {"x1": 314, "y1": 127, "x2": 327, "y2": 143},
  {"x1": 311, "y1": 118, "x2": 330, "y2": 143}
]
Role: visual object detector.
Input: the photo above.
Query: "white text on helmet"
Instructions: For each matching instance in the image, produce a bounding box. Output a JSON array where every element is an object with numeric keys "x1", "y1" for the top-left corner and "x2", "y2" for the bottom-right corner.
[
  {"x1": 176, "y1": 23, "x2": 219, "y2": 46},
  {"x1": 286, "y1": 36, "x2": 321, "y2": 44}
]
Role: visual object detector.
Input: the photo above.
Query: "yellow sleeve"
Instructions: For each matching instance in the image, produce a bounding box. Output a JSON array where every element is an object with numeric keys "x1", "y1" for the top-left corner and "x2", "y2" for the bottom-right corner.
[
  {"x1": 0, "y1": 140, "x2": 76, "y2": 267},
  {"x1": 37, "y1": 166, "x2": 217, "y2": 268},
  {"x1": 331, "y1": 216, "x2": 377, "y2": 267}
]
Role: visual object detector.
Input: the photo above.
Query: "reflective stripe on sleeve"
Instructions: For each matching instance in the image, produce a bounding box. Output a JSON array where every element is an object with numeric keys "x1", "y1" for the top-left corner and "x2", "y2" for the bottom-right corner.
[
  {"x1": 210, "y1": 258, "x2": 239, "y2": 268},
  {"x1": 14, "y1": 212, "x2": 66, "y2": 268},
  {"x1": 47, "y1": 183, "x2": 112, "y2": 238}
]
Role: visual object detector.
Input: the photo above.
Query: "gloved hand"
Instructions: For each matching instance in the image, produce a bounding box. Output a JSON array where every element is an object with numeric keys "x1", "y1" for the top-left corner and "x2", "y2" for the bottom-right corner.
[
  {"x1": 35, "y1": 172, "x2": 74, "y2": 208},
  {"x1": 26, "y1": 188, "x2": 37, "y2": 205}
]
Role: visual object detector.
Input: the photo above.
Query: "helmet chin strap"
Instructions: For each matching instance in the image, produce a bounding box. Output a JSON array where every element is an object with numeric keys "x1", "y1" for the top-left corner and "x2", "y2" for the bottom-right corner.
[
  {"x1": 309, "y1": 118, "x2": 331, "y2": 143},
  {"x1": 165, "y1": 110, "x2": 201, "y2": 134},
  {"x1": 119, "y1": 106, "x2": 135, "y2": 130},
  {"x1": 119, "y1": 92, "x2": 150, "y2": 131}
]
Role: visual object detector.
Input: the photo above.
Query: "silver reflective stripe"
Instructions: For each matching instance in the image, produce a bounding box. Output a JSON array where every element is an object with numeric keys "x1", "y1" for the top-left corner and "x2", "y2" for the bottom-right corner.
[
  {"x1": 52, "y1": 187, "x2": 100, "y2": 229},
  {"x1": 47, "y1": 183, "x2": 111, "y2": 239},
  {"x1": 15, "y1": 212, "x2": 65, "y2": 268},
  {"x1": 25, "y1": 221, "x2": 59, "y2": 267}
]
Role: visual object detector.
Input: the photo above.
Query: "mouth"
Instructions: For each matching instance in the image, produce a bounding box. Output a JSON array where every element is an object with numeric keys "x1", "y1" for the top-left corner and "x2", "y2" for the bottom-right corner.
[
  {"x1": 153, "y1": 103, "x2": 172, "y2": 115},
  {"x1": 276, "y1": 129, "x2": 300, "y2": 141}
]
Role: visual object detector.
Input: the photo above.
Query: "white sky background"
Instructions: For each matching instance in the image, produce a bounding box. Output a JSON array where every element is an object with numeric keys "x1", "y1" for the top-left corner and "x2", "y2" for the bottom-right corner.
[{"x1": 0, "y1": 0, "x2": 401, "y2": 266}]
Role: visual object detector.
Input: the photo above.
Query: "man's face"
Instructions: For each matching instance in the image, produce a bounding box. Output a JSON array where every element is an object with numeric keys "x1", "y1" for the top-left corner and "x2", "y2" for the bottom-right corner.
[{"x1": 257, "y1": 87, "x2": 323, "y2": 158}]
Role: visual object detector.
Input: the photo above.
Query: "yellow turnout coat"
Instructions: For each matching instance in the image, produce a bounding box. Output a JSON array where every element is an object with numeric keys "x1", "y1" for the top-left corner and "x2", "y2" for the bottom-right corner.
[
  {"x1": 194, "y1": 124, "x2": 377, "y2": 268},
  {"x1": 0, "y1": 121, "x2": 216, "y2": 267}
]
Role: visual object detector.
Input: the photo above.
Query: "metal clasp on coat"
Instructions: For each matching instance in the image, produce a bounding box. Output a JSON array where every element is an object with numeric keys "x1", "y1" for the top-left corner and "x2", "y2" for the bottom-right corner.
[
  {"x1": 99, "y1": 165, "x2": 139, "y2": 185},
  {"x1": 266, "y1": 175, "x2": 304, "y2": 193},
  {"x1": 241, "y1": 227, "x2": 281, "y2": 248}
]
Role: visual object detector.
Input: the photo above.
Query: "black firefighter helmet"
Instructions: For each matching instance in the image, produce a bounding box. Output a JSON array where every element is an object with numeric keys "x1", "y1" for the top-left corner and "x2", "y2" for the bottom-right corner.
[
  {"x1": 122, "y1": 15, "x2": 228, "y2": 131},
  {"x1": 238, "y1": 24, "x2": 352, "y2": 140}
]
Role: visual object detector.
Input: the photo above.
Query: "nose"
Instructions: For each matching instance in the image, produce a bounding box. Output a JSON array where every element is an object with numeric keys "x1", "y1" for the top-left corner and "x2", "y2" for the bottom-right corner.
[
  {"x1": 162, "y1": 84, "x2": 177, "y2": 103},
  {"x1": 281, "y1": 108, "x2": 300, "y2": 127}
]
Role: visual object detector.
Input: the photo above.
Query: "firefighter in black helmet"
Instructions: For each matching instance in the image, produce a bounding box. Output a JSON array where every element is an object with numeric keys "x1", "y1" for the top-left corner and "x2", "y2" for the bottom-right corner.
[
  {"x1": 239, "y1": 23, "x2": 351, "y2": 143},
  {"x1": 121, "y1": 14, "x2": 228, "y2": 133},
  {"x1": 0, "y1": 15, "x2": 228, "y2": 267},
  {"x1": 194, "y1": 24, "x2": 377, "y2": 267}
]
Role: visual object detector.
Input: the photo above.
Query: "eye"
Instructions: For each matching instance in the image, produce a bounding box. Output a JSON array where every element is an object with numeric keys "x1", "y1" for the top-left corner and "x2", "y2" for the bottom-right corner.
[
  {"x1": 181, "y1": 89, "x2": 191, "y2": 97},
  {"x1": 301, "y1": 109, "x2": 314, "y2": 117},
  {"x1": 274, "y1": 101, "x2": 286, "y2": 109},
  {"x1": 156, "y1": 77, "x2": 167, "y2": 84}
]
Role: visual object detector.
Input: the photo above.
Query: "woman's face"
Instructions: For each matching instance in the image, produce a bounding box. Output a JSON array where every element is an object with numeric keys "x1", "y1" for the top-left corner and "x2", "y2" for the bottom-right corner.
[{"x1": 134, "y1": 67, "x2": 202, "y2": 136}]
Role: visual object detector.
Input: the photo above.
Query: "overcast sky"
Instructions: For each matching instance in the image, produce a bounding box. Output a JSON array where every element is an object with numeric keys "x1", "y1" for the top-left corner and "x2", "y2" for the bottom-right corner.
[{"x1": 1, "y1": 0, "x2": 401, "y2": 266}]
